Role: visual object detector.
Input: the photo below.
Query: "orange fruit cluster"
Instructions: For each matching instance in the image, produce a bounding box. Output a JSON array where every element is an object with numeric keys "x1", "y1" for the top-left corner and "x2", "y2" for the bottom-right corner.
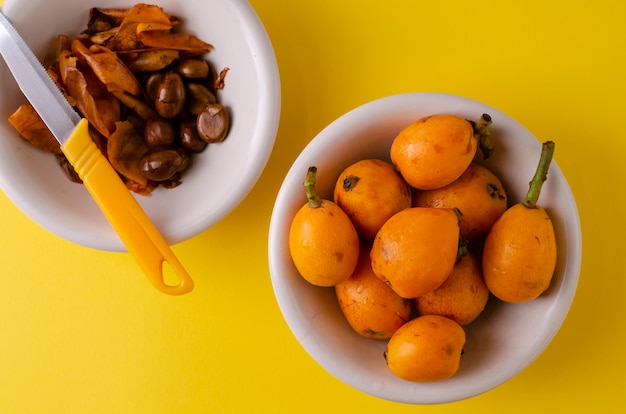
[{"x1": 289, "y1": 113, "x2": 557, "y2": 382}]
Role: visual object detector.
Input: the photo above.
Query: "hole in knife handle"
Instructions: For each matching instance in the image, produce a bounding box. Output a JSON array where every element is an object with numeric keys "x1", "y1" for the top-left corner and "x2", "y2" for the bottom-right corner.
[
  {"x1": 156, "y1": 259, "x2": 194, "y2": 295},
  {"x1": 162, "y1": 261, "x2": 182, "y2": 287}
]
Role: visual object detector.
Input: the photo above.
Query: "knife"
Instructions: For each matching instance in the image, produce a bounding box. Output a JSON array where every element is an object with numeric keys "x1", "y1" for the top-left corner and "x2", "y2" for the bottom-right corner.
[{"x1": 0, "y1": 12, "x2": 194, "y2": 295}]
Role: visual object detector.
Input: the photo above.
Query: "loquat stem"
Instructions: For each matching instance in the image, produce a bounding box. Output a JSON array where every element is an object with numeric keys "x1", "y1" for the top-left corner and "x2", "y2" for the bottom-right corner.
[
  {"x1": 452, "y1": 208, "x2": 468, "y2": 263},
  {"x1": 456, "y1": 236, "x2": 469, "y2": 263},
  {"x1": 474, "y1": 113, "x2": 493, "y2": 160},
  {"x1": 523, "y1": 141, "x2": 555, "y2": 209},
  {"x1": 304, "y1": 166, "x2": 322, "y2": 208}
]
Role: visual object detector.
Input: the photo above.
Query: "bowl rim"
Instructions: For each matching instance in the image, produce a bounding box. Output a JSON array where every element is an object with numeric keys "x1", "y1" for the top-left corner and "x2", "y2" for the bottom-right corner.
[{"x1": 268, "y1": 92, "x2": 582, "y2": 404}]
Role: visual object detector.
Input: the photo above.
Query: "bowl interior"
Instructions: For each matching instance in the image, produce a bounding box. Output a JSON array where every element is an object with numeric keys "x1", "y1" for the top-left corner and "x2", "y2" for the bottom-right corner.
[
  {"x1": 268, "y1": 92, "x2": 581, "y2": 404},
  {"x1": 0, "y1": 0, "x2": 280, "y2": 251}
]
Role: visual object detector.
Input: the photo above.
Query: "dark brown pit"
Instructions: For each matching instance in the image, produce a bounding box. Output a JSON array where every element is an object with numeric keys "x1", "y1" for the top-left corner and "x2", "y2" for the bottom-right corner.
[
  {"x1": 196, "y1": 103, "x2": 229, "y2": 143},
  {"x1": 186, "y1": 83, "x2": 216, "y2": 116},
  {"x1": 179, "y1": 118, "x2": 207, "y2": 152},
  {"x1": 144, "y1": 117, "x2": 176, "y2": 148},
  {"x1": 144, "y1": 72, "x2": 164, "y2": 102},
  {"x1": 139, "y1": 147, "x2": 186, "y2": 181},
  {"x1": 174, "y1": 146, "x2": 191, "y2": 173},
  {"x1": 154, "y1": 71, "x2": 186, "y2": 119},
  {"x1": 176, "y1": 57, "x2": 210, "y2": 79}
]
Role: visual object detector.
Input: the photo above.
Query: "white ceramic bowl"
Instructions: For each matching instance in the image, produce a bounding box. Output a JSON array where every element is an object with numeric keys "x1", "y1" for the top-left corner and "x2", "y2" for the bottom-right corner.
[
  {"x1": 0, "y1": 0, "x2": 280, "y2": 251},
  {"x1": 268, "y1": 92, "x2": 582, "y2": 404}
]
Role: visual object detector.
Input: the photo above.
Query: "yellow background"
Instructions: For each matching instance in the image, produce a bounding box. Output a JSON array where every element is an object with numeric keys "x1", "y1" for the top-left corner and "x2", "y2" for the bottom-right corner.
[{"x1": 1, "y1": 0, "x2": 624, "y2": 412}]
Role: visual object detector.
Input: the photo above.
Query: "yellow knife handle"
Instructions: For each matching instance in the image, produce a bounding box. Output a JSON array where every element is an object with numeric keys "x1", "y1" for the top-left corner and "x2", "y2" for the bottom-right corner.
[{"x1": 61, "y1": 119, "x2": 194, "y2": 295}]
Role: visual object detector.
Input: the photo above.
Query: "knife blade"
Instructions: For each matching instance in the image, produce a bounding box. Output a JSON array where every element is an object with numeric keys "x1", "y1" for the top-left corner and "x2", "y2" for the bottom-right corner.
[{"x1": 0, "y1": 12, "x2": 194, "y2": 295}]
